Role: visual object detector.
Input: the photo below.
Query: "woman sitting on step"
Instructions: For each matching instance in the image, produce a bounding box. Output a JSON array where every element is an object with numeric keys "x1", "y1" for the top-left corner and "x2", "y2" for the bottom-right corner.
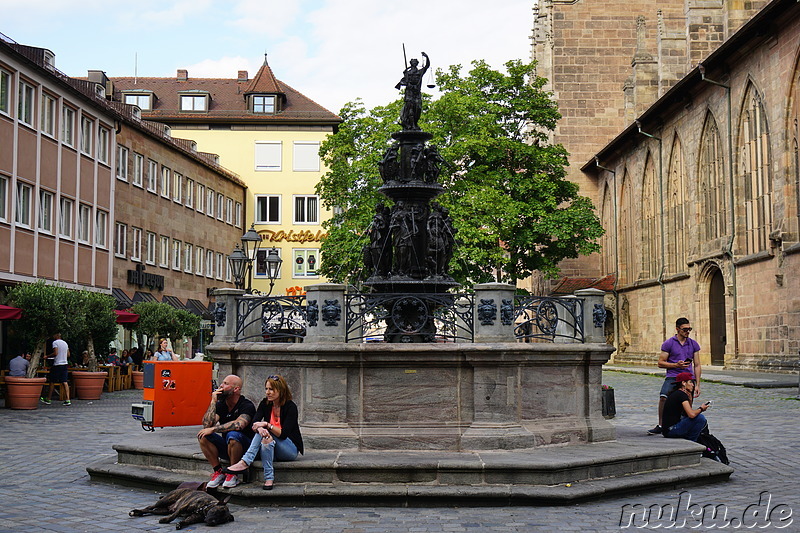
[
  {"x1": 661, "y1": 372, "x2": 710, "y2": 442},
  {"x1": 224, "y1": 374, "x2": 304, "y2": 490}
]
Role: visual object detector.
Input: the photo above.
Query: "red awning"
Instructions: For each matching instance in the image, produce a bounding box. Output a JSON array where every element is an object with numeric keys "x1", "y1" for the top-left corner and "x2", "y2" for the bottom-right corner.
[
  {"x1": 0, "y1": 304, "x2": 22, "y2": 320},
  {"x1": 114, "y1": 310, "x2": 140, "y2": 324}
]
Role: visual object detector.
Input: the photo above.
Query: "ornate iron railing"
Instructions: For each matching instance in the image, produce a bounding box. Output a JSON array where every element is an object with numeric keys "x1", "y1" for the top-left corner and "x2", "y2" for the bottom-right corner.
[
  {"x1": 345, "y1": 292, "x2": 475, "y2": 343},
  {"x1": 513, "y1": 295, "x2": 585, "y2": 342},
  {"x1": 235, "y1": 295, "x2": 307, "y2": 342}
]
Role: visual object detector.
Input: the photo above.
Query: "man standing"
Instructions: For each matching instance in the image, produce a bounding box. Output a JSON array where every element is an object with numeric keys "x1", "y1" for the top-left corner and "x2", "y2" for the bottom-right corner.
[
  {"x1": 648, "y1": 317, "x2": 701, "y2": 434},
  {"x1": 8, "y1": 352, "x2": 31, "y2": 377},
  {"x1": 41, "y1": 332, "x2": 71, "y2": 406},
  {"x1": 196, "y1": 375, "x2": 255, "y2": 489}
]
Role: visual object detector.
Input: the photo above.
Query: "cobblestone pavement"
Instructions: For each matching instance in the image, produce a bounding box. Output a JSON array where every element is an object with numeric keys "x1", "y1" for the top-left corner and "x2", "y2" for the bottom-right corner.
[{"x1": 0, "y1": 371, "x2": 797, "y2": 532}]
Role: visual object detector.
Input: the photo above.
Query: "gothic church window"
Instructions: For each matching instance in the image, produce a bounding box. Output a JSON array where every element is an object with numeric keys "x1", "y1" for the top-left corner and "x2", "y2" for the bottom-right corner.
[
  {"x1": 641, "y1": 154, "x2": 660, "y2": 280},
  {"x1": 666, "y1": 136, "x2": 687, "y2": 274},
  {"x1": 698, "y1": 114, "x2": 727, "y2": 242}
]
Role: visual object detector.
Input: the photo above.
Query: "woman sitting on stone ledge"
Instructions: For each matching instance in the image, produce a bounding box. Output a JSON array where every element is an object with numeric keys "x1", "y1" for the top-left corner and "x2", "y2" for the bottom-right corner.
[
  {"x1": 224, "y1": 374, "x2": 304, "y2": 490},
  {"x1": 661, "y1": 372, "x2": 710, "y2": 442}
]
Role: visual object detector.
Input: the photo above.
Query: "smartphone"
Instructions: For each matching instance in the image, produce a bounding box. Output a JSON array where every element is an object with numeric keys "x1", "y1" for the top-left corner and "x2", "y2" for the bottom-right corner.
[{"x1": 704, "y1": 400, "x2": 712, "y2": 408}]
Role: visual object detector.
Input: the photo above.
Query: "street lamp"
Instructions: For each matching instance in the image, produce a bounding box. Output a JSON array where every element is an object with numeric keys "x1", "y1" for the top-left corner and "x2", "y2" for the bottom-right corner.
[
  {"x1": 264, "y1": 247, "x2": 283, "y2": 296},
  {"x1": 239, "y1": 223, "x2": 262, "y2": 293},
  {"x1": 227, "y1": 244, "x2": 248, "y2": 290}
]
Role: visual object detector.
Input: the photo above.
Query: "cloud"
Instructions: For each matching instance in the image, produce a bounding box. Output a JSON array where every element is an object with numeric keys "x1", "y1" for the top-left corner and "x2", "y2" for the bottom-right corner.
[{"x1": 181, "y1": 56, "x2": 260, "y2": 78}]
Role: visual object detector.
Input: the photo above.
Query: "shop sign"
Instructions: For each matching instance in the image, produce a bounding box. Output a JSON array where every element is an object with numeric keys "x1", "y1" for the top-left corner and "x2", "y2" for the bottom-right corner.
[
  {"x1": 127, "y1": 264, "x2": 165, "y2": 291},
  {"x1": 259, "y1": 229, "x2": 327, "y2": 244}
]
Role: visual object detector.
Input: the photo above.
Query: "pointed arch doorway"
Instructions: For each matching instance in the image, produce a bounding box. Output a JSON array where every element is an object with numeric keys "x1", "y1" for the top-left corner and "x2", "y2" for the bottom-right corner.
[{"x1": 709, "y1": 269, "x2": 726, "y2": 365}]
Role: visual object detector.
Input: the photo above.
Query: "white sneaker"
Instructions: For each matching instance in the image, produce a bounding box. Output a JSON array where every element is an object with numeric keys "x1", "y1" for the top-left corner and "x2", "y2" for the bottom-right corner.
[
  {"x1": 207, "y1": 470, "x2": 226, "y2": 488},
  {"x1": 222, "y1": 473, "x2": 240, "y2": 488}
]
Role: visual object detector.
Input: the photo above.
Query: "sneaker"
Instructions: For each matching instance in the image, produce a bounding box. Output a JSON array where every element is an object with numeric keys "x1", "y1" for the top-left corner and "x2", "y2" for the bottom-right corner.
[
  {"x1": 647, "y1": 425, "x2": 662, "y2": 435},
  {"x1": 63, "y1": 400, "x2": 71, "y2": 406},
  {"x1": 40, "y1": 397, "x2": 51, "y2": 405},
  {"x1": 207, "y1": 470, "x2": 226, "y2": 488},
  {"x1": 222, "y1": 474, "x2": 240, "y2": 488}
]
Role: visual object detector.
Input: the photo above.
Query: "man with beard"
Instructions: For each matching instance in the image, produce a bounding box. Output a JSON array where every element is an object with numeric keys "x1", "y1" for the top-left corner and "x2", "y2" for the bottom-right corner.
[{"x1": 196, "y1": 374, "x2": 256, "y2": 488}]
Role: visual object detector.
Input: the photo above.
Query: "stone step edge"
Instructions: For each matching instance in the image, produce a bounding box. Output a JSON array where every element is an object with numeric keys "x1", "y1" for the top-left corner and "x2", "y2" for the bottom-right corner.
[{"x1": 87, "y1": 457, "x2": 733, "y2": 506}]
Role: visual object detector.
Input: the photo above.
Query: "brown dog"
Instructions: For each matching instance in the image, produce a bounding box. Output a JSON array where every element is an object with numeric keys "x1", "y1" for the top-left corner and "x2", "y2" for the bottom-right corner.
[{"x1": 129, "y1": 486, "x2": 234, "y2": 529}]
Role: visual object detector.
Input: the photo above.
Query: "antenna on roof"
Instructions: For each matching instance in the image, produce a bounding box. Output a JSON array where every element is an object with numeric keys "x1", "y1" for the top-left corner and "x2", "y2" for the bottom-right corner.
[{"x1": 264, "y1": 51, "x2": 268, "y2": 66}]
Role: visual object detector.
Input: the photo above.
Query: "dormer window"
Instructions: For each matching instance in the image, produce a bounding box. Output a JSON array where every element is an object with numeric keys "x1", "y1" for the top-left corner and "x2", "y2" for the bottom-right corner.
[
  {"x1": 123, "y1": 91, "x2": 153, "y2": 111},
  {"x1": 251, "y1": 95, "x2": 276, "y2": 114},
  {"x1": 180, "y1": 91, "x2": 210, "y2": 112}
]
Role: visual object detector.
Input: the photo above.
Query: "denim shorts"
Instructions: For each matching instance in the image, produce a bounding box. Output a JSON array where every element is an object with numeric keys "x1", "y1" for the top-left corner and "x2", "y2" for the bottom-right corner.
[
  {"x1": 659, "y1": 376, "x2": 677, "y2": 398},
  {"x1": 203, "y1": 430, "x2": 252, "y2": 460}
]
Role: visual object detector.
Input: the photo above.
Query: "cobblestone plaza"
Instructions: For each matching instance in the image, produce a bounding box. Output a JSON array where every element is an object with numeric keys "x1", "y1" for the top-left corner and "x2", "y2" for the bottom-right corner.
[{"x1": 1, "y1": 371, "x2": 797, "y2": 532}]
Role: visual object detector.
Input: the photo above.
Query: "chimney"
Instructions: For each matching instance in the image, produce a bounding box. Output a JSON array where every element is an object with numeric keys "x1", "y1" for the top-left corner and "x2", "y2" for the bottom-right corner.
[
  {"x1": 238, "y1": 70, "x2": 248, "y2": 82},
  {"x1": 177, "y1": 69, "x2": 188, "y2": 81}
]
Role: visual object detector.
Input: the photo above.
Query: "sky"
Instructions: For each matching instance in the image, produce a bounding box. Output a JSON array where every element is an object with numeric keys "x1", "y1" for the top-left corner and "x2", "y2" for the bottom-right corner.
[{"x1": 1, "y1": 0, "x2": 537, "y2": 114}]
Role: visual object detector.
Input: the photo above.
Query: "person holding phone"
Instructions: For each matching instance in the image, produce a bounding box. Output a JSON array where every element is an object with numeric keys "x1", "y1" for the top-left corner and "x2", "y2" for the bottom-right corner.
[
  {"x1": 661, "y1": 372, "x2": 710, "y2": 441},
  {"x1": 648, "y1": 317, "x2": 702, "y2": 435}
]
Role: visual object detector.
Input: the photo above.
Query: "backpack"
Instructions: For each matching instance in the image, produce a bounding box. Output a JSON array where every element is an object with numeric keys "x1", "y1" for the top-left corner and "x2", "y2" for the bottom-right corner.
[{"x1": 697, "y1": 430, "x2": 729, "y2": 465}]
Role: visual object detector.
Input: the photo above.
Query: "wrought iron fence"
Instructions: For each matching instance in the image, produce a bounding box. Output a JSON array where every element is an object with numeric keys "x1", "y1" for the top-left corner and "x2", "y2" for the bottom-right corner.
[
  {"x1": 513, "y1": 295, "x2": 585, "y2": 342},
  {"x1": 344, "y1": 292, "x2": 475, "y2": 343},
  {"x1": 235, "y1": 295, "x2": 307, "y2": 342}
]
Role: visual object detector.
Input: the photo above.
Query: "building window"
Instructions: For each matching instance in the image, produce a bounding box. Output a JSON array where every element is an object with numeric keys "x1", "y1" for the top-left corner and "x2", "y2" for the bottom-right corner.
[
  {"x1": 161, "y1": 167, "x2": 171, "y2": 198},
  {"x1": 666, "y1": 136, "x2": 687, "y2": 275},
  {"x1": 95, "y1": 210, "x2": 108, "y2": 248},
  {"x1": 293, "y1": 141, "x2": 320, "y2": 172},
  {"x1": 292, "y1": 248, "x2": 319, "y2": 278},
  {"x1": 62, "y1": 106, "x2": 75, "y2": 147},
  {"x1": 146, "y1": 231, "x2": 157, "y2": 264},
  {"x1": 116, "y1": 146, "x2": 129, "y2": 181},
  {"x1": 184, "y1": 242, "x2": 193, "y2": 272},
  {"x1": 226, "y1": 198, "x2": 233, "y2": 224},
  {"x1": 235, "y1": 202, "x2": 242, "y2": 228},
  {"x1": 38, "y1": 190, "x2": 54, "y2": 233},
  {"x1": 147, "y1": 160, "x2": 158, "y2": 193},
  {"x1": 123, "y1": 93, "x2": 151, "y2": 111},
  {"x1": 206, "y1": 249, "x2": 214, "y2": 278},
  {"x1": 173, "y1": 172, "x2": 183, "y2": 203},
  {"x1": 80, "y1": 116, "x2": 93, "y2": 155},
  {"x1": 0, "y1": 176, "x2": 8, "y2": 222},
  {"x1": 216, "y1": 193, "x2": 224, "y2": 221},
  {"x1": 195, "y1": 246, "x2": 204, "y2": 275},
  {"x1": 97, "y1": 127, "x2": 110, "y2": 164},
  {"x1": 172, "y1": 239, "x2": 182, "y2": 270},
  {"x1": 131, "y1": 227, "x2": 142, "y2": 262},
  {"x1": 15, "y1": 182, "x2": 32, "y2": 228},
  {"x1": 159, "y1": 236, "x2": 169, "y2": 267},
  {"x1": 256, "y1": 195, "x2": 280, "y2": 224},
  {"x1": 132, "y1": 153, "x2": 144, "y2": 187},
  {"x1": 252, "y1": 95, "x2": 275, "y2": 114},
  {"x1": 206, "y1": 188, "x2": 214, "y2": 217},
  {"x1": 185, "y1": 178, "x2": 194, "y2": 208},
  {"x1": 18, "y1": 81, "x2": 35, "y2": 126},
  {"x1": 700, "y1": 115, "x2": 727, "y2": 242},
  {"x1": 0, "y1": 69, "x2": 10, "y2": 115},
  {"x1": 215, "y1": 252, "x2": 223, "y2": 280},
  {"x1": 255, "y1": 248, "x2": 282, "y2": 278},
  {"x1": 255, "y1": 141, "x2": 282, "y2": 171},
  {"x1": 641, "y1": 154, "x2": 659, "y2": 280},
  {"x1": 197, "y1": 184, "x2": 205, "y2": 213},
  {"x1": 59, "y1": 197, "x2": 73, "y2": 239},
  {"x1": 739, "y1": 84, "x2": 773, "y2": 254},
  {"x1": 115, "y1": 222, "x2": 127, "y2": 257},
  {"x1": 41, "y1": 94, "x2": 56, "y2": 136},
  {"x1": 293, "y1": 195, "x2": 319, "y2": 224},
  {"x1": 180, "y1": 94, "x2": 207, "y2": 112},
  {"x1": 77, "y1": 204, "x2": 91, "y2": 243},
  {"x1": 619, "y1": 170, "x2": 636, "y2": 286}
]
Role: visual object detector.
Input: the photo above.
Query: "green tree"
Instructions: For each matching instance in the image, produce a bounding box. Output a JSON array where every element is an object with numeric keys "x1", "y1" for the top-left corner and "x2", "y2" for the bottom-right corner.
[
  {"x1": 131, "y1": 302, "x2": 200, "y2": 355},
  {"x1": 317, "y1": 59, "x2": 603, "y2": 286},
  {"x1": 75, "y1": 291, "x2": 118, "y2": 371}
]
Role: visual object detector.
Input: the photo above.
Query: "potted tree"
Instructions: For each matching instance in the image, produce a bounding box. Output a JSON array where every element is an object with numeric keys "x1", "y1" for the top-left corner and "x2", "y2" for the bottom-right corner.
[
  {"x1": 6, "y1": 282, "x2": 72, "y2": 409},
  {"x1": 131, "y1": 302, "x2": 201, "y2": 360},
  {"x1": 71, "y1": 291, "x2": 117, "y2": 400}
]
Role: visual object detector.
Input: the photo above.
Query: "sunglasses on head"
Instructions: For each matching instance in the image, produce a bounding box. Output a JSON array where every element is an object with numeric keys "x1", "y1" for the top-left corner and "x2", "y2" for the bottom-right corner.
[
  {"x1": 268, "y1": 375, "x2": 280, "y2": 381},
  {"x1": 680, "y1": 327, "x2": 692, "y2": 332}
]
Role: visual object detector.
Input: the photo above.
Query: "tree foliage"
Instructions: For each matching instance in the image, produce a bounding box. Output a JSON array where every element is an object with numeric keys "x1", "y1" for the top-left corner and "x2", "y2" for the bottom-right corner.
[
  {"x1": 317, "y1": 59, "x2": 603, "y2": 286},
  {"x1": 131, "y1": 301, "x2": 200, "y2": 348}
]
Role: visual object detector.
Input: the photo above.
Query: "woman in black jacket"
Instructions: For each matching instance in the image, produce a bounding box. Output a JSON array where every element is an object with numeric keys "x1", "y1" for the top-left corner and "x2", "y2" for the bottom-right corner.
[{"x1": 224, "y1": 374, "x2": 304, "y2": 489}]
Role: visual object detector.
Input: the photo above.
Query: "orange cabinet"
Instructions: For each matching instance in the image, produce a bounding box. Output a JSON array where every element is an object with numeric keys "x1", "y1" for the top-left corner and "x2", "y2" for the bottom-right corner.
[{"x1": 136, "y1": 361, "x2": 214, "y2": 428}]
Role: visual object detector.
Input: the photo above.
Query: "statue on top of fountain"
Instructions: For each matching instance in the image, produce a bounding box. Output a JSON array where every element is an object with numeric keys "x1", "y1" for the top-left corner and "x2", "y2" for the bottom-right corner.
[{"x1": 395, "y1": 52, "x2": 429, "y2": 131}]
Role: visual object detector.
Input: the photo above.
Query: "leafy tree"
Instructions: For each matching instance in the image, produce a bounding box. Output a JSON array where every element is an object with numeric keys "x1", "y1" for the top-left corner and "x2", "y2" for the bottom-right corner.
[
  {"x1": 317, "y1": 59, "x2": 603, "y2": 286},
  {"x1": 74, "y1": 291, "x2": 118, "y2": 371},
  {"x1": 131, "y1": 302, "x2": 200, "y2": 355}
]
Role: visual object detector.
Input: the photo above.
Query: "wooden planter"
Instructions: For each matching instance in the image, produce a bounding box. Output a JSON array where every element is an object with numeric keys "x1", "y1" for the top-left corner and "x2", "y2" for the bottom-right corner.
[
  {"x1": 132, "y1": 371, "x2": 144, "y2": 390},
  {"x1": 73, "y1": 371, "x2": 106, "y2": 400},
  {"x1": 601, "y1": 388, "x2": 616, "y2": 419},
  {"x1": 5, "y1": 376, "x2": 47, "y2": 410}
]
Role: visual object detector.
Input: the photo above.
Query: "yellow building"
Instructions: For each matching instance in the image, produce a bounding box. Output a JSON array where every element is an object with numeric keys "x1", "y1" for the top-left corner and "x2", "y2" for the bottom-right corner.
[{"x1": 109, "y1": 58, "x2": 341, "y2": 295}]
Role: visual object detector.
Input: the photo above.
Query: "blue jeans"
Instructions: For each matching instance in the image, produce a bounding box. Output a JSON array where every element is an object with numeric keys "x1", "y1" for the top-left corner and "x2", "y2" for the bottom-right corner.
[
  {"x1": 664, "y1": 414, "x2": 707, "y2": 442},
  {"x1": 242, "y1": 433, "x2": 298, "y2": 481}
]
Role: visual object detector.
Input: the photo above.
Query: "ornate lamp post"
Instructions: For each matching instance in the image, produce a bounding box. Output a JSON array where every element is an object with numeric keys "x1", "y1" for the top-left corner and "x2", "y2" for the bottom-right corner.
[
  {"x1": 226, "y1": 244, "x2": 248, "y2": 290},
  {"x1": 264, "y1": 247, "x2": 283, "y2": 296},
  {"x1": 240, "y1": 223, "x2": 262, "y2": 294}
]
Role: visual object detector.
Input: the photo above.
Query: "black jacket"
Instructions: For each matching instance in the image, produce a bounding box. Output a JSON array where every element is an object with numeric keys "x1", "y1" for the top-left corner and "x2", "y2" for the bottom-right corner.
[{"x1": 254, "y1": 399, "x2": 304, "y2": 454}]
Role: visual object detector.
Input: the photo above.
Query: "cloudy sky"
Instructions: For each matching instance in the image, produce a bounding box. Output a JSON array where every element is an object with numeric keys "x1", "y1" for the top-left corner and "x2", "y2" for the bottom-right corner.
[{"x1": 2, "y1": 0, "x2": 536, "y2": 114}]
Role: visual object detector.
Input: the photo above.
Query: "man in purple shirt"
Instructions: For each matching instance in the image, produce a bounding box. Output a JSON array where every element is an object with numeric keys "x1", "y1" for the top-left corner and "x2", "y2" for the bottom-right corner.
[{"x1": 647, "y1": 317, "x2": 702, "y2": 435}]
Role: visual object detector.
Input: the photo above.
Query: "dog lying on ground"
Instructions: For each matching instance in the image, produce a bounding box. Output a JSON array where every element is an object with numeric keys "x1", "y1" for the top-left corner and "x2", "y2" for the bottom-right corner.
[{"x1": 129, "y1": 486, "x2": 234, "y2": 529}]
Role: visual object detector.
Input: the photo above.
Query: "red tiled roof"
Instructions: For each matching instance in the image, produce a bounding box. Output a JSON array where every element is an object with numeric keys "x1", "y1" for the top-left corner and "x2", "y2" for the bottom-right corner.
[
  {"x1": 109, "y1": 67, "x2": 340, "y2": 125},
  {"x1": 550, "y1": 274, "x2": 616, "y2": 295}
]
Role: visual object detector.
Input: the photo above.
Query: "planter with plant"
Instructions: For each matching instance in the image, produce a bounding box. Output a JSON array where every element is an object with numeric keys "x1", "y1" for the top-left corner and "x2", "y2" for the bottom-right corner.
[
  {"x1": 71, "y1": 291, "x2": 118, "y2": 400},
  {"x1": 601, "y1": 384, "x2": 616, "y2": 419}
]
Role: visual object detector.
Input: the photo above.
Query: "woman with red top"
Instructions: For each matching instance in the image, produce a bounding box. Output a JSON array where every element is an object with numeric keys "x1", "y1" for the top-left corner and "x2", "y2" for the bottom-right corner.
[{"x1": 224, "y1": 374, "x2": 304, "y2": 490}]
